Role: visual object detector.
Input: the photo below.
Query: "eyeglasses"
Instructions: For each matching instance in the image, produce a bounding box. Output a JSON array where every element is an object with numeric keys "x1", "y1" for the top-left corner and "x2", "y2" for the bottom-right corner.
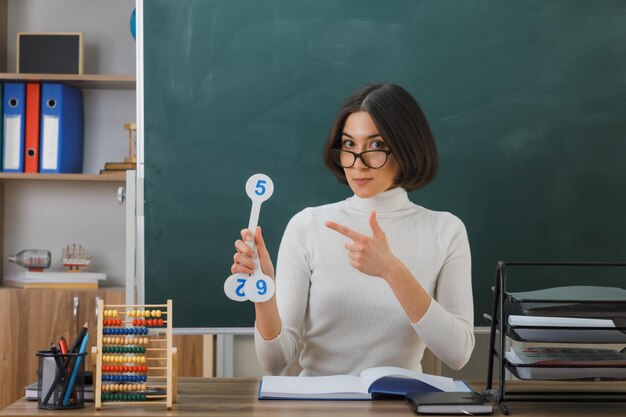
[{"x1": 330, "y1": 149, "x2": 392, "y2": 169}]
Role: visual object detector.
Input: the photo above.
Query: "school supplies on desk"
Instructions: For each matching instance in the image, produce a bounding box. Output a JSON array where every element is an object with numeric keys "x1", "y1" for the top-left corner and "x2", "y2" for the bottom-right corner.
[
  {"x1": 36, "y1": 323, "x2": 89, "y2": 409},
  {"x1": 26, "y1": 382, "x2": 94, "y2": 401},
  {"x1": 69, "y1": 322, "x2": 89, "y2": 355},
  {"x1": 93, "y1": 300, "x2": 176, "y2": 410},
  {"x1": 39, "y1": 344, "x2": 68, "y2": 406},
  {"x1": 62, "y1": 332, "x2": 89, "y2": 406},
  {"x1": 58, "y1": 336, "x2": 71, "y2": 397},
  {"x1": 36, "y1": 336, "x2": 88, "y2": 409},
  {"x1": 258, "y1": 366, "x2": 471, "y2": 400},
  {"x1": 406, "y1": 391, "x2": 493, "y2": 415},
  {"x1": 39, "y1": 83, "x2": 84, "y2": 173},
  {"x1": 2, "y1": 82, "x2": 26, "y2": 172}
]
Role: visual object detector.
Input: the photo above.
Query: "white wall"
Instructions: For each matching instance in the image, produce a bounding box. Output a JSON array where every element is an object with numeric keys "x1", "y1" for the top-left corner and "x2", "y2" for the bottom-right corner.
[
  {"x1": 7, "y1": 0, "x2": 136, "y2": 75},
  {"x1": 3, "y1": 0, "x2": 137, "y2": 285},
  {"x1": 3, "y1": 181, "x2": 126, "y2": 282}
]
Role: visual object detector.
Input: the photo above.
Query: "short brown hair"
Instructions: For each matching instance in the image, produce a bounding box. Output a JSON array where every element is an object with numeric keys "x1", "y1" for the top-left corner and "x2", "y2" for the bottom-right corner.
[{"x1": 322, "y1": 83, "x2": 438, "y2": 191}]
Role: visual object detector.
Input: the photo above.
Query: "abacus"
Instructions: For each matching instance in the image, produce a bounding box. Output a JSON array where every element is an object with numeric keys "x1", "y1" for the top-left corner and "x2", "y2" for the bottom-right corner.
[{"x1": 92, "y1": 299, "x2": 176, "y2": 410}]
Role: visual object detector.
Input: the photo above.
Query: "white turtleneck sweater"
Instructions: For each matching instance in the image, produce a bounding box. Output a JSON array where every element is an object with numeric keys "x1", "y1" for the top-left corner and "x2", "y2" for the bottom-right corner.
[{"x1": 254, "y1": 187, "x2": 475, "y2": 376}]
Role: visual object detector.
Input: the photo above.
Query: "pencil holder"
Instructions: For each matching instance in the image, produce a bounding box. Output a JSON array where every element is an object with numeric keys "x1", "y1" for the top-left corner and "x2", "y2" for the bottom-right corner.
[{"x1": 36, "y1": 350, "x2": 87, "y2": 410}]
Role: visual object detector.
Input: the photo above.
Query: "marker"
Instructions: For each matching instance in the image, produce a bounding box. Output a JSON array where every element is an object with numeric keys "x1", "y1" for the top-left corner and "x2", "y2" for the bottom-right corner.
[{"x1": 58, "y1": 337, "x2": 69, "y2": 357}]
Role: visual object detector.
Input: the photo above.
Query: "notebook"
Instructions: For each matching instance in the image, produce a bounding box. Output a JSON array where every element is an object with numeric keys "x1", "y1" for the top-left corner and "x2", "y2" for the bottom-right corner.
[
  {"x1": 406, "y1": 392, "x2": 493, "y2": 415},
  {"x1": 25, "y1": 382, "x2": 94, "y2": 401}
]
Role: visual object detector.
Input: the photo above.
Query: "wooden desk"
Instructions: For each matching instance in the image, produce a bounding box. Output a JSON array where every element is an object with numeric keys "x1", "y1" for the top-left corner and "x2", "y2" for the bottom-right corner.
[{"x1": 1, "y1": 378, "x2": 626, "y2": 416}]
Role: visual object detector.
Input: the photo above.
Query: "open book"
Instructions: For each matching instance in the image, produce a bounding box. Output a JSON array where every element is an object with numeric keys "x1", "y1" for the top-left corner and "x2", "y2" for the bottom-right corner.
[{"x1": 258, "y1": 366, "x2": 471, "y2": 400}]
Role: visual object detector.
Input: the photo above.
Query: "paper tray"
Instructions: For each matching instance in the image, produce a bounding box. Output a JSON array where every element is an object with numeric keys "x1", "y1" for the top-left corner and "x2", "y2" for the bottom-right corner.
[
  {"x1": 505, "y1": 362, "x2": 626, "y2": 381},
  {"x1": 507, "y1": 326, "x2": 626, "y2": 343},
  {"x1": 505, "y1": 286, "x2": 626, "y2": 319},
  {"x1": 507, "y1": 301, "x2": 626, "y2": 319}
]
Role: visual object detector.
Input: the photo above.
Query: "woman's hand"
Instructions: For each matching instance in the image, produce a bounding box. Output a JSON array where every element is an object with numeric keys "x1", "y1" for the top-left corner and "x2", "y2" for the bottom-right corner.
[
  {"x1": 231, "y1": 226, "x2": 275, "y2": 280},
  {"x1": 325, "y1": 210, "x2": 402, "y2": 280},
  {"x1": 327, "y1": 210, "x2": 432, "y2": 322},
  {"x1": 232, "y1": 227, "x2": 281, "y2": 339}
]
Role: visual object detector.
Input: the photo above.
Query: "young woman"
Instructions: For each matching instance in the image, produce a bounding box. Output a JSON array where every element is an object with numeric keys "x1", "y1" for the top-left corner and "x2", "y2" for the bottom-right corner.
[{"x1": 231, "y1": 82, "x2": 474, "y2": 376}]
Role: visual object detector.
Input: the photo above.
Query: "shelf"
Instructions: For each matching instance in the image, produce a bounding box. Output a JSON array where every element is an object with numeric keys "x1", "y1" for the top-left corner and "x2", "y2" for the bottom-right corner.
[
  {"x1": 0, "y1": 172, "x2": 126, "y2": 182},
  {"x1": 0, "y1": 73, "x2": 135, "y2": 90}
]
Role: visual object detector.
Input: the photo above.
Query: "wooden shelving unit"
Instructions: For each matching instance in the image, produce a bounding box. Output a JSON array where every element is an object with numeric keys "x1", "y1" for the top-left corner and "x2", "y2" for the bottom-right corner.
[
  {"x1": 0, "y1": 72, "x2": 135, "y2": 89},
  {"x1": 0, "y1": 1, "x2": 137, "y2": 410}
]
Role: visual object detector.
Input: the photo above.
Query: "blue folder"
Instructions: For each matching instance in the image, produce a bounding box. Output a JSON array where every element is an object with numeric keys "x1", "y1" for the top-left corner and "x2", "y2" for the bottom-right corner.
[
  {"x1": 39, "y1": 83, "x2": 84, "y2": 174},
  {"x1": 2, "y1": 82, "x2": 26, "y2": 172}
]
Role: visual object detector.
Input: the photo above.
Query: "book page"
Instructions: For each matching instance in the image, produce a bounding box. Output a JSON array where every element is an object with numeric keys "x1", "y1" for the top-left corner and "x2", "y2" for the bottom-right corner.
[
  {"x1": 359, "y1": 366, "x2": 457, "y2": 392},
  {"x1": 261, "y1": 375, "x2": 366, "y2": 395}
]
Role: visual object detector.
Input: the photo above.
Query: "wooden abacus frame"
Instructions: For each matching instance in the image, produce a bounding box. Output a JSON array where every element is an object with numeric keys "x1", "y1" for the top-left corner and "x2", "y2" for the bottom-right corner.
[{"x1": 92, "y1": 300, "x2": 176, "y2": 410}]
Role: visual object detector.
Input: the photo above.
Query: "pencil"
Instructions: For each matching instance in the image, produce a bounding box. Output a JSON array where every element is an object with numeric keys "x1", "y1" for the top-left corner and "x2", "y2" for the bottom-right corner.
[{"x1": 69, "y1": 322, "x2": 89, "y2": 354}]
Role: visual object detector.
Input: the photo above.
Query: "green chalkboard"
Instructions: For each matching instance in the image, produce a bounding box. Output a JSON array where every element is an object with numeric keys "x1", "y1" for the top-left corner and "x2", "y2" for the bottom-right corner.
[{"x1": 144, "y1": 0, "x2": 626, "y2": 328}]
